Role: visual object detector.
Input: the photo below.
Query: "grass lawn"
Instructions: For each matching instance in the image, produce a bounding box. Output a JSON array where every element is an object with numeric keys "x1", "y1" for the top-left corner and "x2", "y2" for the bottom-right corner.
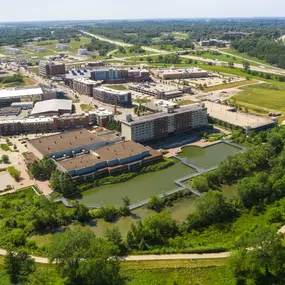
[
  {"x1": 204, "y1": 79, "x2": 257, "y2": 92},
  {"x1": 125, "y1": 265, "x2": 235, "y2": 285},
  {"x1": 172, "y1": 32, "x2": 188, "y2": 39},
  {"x1": 189, "y1": 51, "x2": 248, "y2": 65},
  {"x1": 105, "y1": 84, "x2": 128, "y2": 91},
  {"x1": 80, "y1": 104, "x2": 94, "y2": 111},
  {"x1": 221, "y1": 48, "x2": 269, "y2": 66},
  {"x1": 176, "y1": 99, "x2": 195, "y2": 105},
  {"x1": 234, "y1": 83, "x2": 285, "y2": 112}
]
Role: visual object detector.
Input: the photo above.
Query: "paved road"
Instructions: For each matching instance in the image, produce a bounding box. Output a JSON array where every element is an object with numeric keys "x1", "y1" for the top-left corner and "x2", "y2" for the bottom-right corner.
[{"x1": 0, "y1": 248, "x2": 229, "y2": 264}]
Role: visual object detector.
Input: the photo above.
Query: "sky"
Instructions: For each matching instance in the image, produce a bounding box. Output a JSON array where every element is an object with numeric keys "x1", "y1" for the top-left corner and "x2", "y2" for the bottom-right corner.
[{"x1": 1, "y1": 0, "x2": 285, "y2": 22}]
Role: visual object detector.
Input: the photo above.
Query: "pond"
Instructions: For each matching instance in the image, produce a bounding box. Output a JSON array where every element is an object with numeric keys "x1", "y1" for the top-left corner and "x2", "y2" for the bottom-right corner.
[
  {"x1": 177, "y1": 142, "x2": 241, "y2": 169},
  {"x1": 72, "y1": 160, "x2": 196, "y2": 206}
]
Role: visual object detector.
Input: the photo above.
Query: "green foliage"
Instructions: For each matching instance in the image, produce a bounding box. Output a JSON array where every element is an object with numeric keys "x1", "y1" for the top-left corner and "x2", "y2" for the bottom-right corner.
[
  {"x1": 7, "y1": 166, "x2": 21, "y2": 182},
  {"x1": 104, "y1": 227, "x2": 127, "y2": 255},
  {"x1": 49, "y1": 170, "x2": 74, "y2": 195},
  {"x1": 48, "y1": 228, "x2": 123, "y2": 285},
  {"x1": 1, "y1": 154, "x2": 9, "y2": 164},
  {"x1": 86, "y1": 38, "x2": 116, "y2": 56},
  {"x1": 106, "y1": 120, "x2": 121, "y2": 132},
  {"x1": 228, "y1": 227, "x2": 285, "y2": 284},
  {"x1": 29, "y1": 157, "x2": 56, "y2": 180},
  {"x1": 1, "y1": 144, "x2": 11, "y2": 151},
  {"x1": 3, "y1": 249, "x2": 35, "y2": 285},
  {"x1": 94, "y1": 204, "x2": 120, "y2": 222},
  {"x1": 0, "y1": 74, "x2": 24, "y2": 85},
  {"x1": 191, "y1": 175, "x2": 210, "y2": 192},
  {"x1": 127, "y1": 211, "x2": 178, "y2": 250},
  {"x1": 147, "y1": 196, "x2": 164, "y2": 212}
]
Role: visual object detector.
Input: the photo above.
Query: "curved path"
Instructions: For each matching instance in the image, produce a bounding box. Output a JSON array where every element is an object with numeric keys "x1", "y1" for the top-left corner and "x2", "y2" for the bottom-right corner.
[{"x1": 0, "y1": 249, "x2": 229, "y2": 264}]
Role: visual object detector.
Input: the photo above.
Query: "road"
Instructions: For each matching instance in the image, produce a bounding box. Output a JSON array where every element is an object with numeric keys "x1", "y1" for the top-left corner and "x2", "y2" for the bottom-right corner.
[
  {"x1": 80, "y1": 30, "x2": 285, "y2": 77},
  {"x1": 0, "y1": 248, "x2": 229, "y2": 264}
]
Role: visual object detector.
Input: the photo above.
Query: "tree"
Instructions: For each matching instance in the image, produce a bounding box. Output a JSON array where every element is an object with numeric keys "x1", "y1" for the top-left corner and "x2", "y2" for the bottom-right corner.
[
  {"x1": 48, "y1": 229, "x2": 123, "y2": 285},
  {"x1": 7, "y1": 166, "x2": 21, "y2": 182},
  {"x1": 191, "y1": 175, "x2": 209, "y2": 192},
  {"x1": 228, "y1": 227, "x2": 285, "y2": 284},
  {"x1": 119, "y1": 196, "x2": 131, "y2": 216},
  {"x1": 243, "y1": 60, "x2": 250, "y2": 71},
  {"x1": 29, "y1": 157, "x2": 56, "y2": 180},
  {"x1": 4, "y1": 249, "x2": 35, "y2": 284},
  {"x1": 49, "y1": 170, "x2": 74, "y2": 195},
  {"x1": 97, "y1": 204, "x2": 119, "y2": 222},
  {"x1": 146, "y1": 57, "x2": 153, "y2": 63},
  {"x1": 147, "y1": 196, "x2": 164, "y2": 212},
  {"x1": 1, "y1": 154, "x2": 9, "y2": 164},
  {"x1": 72, "y1": 201, "x2": 90, "y2": 222},
  {"x1": 104, "y1": 227, "x2": 126, "y2": 255},
  {"x1": 26, "y1": 268, "x2": 68, "y2": 285}
]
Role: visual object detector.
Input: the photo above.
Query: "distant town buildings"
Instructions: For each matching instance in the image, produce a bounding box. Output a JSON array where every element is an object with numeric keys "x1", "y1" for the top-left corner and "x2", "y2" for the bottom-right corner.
[
  {"x1": 153, "y1": 67, "x2": 208, "y2": 80},
  {"x1": 4, "y1": 47, "x2": 22, "y2": 54},
  {"x1": 26, "y1": 45, "x2": 46, "y2": 52},
  {"x1": 39, "y1": 60, "x2": 66, "y2": 78},
  {"x1": 93, "y1": 86, "x2": 132, "y2": 107},
  {"x1": 56, "y1": 44, "x2": 69, "y2": 50},
  {"x1": 27, "y1": 129, "x2": 162, "y2": 179},
  {"x1": 78, "y1": 48, "x2": 88, "y2": 55},
  {"x1": 121, "y1": 104, "x2": 208, "y2": 142}
]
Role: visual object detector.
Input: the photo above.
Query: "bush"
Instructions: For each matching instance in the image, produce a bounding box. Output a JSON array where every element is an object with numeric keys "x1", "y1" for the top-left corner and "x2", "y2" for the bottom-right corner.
[
  {"x1": 1, "y1": 144, "x2": 10, "y2": 151},
  {"x1": 1, "y1": 154, "x2": 9, "y2": 163},
  {"x1": 95, "y1": 205, "x2": 119, "y2": 222},
  {"x1": 7, "y1": 166, "x2": 21, "y2": 182},
  {"x1": 147, "y1": 196, "x2": 164, "y2": 212}
]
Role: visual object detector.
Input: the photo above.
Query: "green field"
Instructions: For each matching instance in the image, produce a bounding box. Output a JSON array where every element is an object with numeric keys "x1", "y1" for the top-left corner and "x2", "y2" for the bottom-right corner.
[
  {"x1": 123, "y1": 259, "x2": 235, "y2": 285},
  {"x1": 172, "y1": 32, "x2": 189, "y2": 39},
  {"x1": 234, "y1": 83, "x2": 285, "y2": 112},
  {"x1": 204, "y1": 79, "x2": 257, "y2": 92},
  {"x1": 105, "y1": 84, "x2": 128, "y2": 91},
  {"x1": 189, "y1": 51, "x2": 248, "y2": 65},
  {"x1": 221, "y1": 48, "x2": 269, "y2": 66},
  {"x1": 80, "y1": 104, "x2": 94, "y2": 111},
  {"x1": 0, "y1": 76, "x2": 36, "y2": 88}
]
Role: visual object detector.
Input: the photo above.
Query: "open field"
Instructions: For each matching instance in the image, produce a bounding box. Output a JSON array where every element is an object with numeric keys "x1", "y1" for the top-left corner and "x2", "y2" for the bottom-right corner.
[
  {"x1": 105, "y1": 84, "x2": 128, "y2": 91},
  {"x1": 172, "y1": 32, "x2": 189, "y2": 39},
  {"x1": 204, "y1": 79, "x2": 258, "y2": 92},
  {"x1": 221, "y1": 48, "x2": 269, "y2": 66},
  {"x1": 189, "y1": 51, "x2": 249, "y2": 65},
  {"x1": 234, "y1": 83, "x2": 285, "y2": 112},
  {"x1": 80, "y1": 103, "x2": 94, "y2": 111},
  {"x1": 0, "y1": 76, "x2": 36, "y2": 88}
]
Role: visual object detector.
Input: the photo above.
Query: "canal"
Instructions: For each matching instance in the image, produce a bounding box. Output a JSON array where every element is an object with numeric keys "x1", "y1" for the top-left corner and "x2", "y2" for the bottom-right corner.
[
  {"x1": 177, "y1": 142, "x2": 241, "y2": 169},
  {"x1": 72, "y1": 160, "x2": 196, "y2": 206}
]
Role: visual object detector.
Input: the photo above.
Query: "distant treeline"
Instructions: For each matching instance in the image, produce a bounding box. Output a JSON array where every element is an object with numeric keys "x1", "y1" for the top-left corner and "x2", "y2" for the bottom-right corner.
[{"x1": 232, "y1": 37, "x2": 285, "y2": 69}]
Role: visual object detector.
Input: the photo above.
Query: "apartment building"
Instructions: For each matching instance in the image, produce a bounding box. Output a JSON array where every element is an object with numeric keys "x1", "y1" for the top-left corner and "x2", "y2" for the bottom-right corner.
[
  {"x1": 93, "y1": 86, "x2": 132, "y2": 107},
  {"x1": 121, "y1": 104, "x2": 208, "y2": 142},
  {"x1": 90, "y1": 68, "x2": 150, "y2": 83},
  {"x1": 73, "y1": 78, "x2": 101, "y2": 96},
  {"x1": 26, "y1": 45, "x2": 46, "y2": 52},
  {"x1": 39, "y1": 60, "x2": 66, "y2": 78},
  {"x1": 0, "y1": 108, "x2": 114, "y2": 135}
]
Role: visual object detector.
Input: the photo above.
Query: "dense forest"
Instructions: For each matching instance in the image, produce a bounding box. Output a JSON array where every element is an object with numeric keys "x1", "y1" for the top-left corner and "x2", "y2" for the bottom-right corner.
[{"x1": 232, "y1": 36, "x2": 285, "y2": 68}]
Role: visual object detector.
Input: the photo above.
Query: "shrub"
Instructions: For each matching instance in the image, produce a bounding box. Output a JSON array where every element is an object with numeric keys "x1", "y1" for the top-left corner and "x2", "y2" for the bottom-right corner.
[
  {"x1": 7, "y1": 166, "x2": 21, "y2": 182},
  {"x1": 1, "y1": 154, "x2": 9, "y2": 163}
]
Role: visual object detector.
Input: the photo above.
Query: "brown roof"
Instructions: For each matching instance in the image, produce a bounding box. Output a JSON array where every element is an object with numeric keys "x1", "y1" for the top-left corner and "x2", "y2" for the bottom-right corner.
[
  {"x1": 58, "y1": 141, "x2": 149, "y2": 171},
  {"x1": 28, "y1": 129, "x2": 103, "y2": 156}
]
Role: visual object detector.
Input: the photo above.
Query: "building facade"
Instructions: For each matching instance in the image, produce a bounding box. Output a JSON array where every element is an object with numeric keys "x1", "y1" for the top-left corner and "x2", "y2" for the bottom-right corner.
[
  {"x1": 39, "y1": 61, "x2": 66, "y2": 78},
  {"x1": 73, "y1": 78, "x2": 101, "y2": 96},
  {"x1": 93, "y1": 86, "x2": 132, "y2": 106},
  {"x1": 121, "y1": 105, "x2": 208, "y2": 142}
]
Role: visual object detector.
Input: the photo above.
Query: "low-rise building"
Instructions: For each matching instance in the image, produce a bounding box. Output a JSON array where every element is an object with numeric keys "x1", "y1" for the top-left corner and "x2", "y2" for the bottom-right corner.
[
  {"x1": 204, "y1": 101, "x2": 277, "y2": 132},
  {"x1": 0, "y1": 107, "x2": 113, "y2": 135},
  {"x1": 26, "y1": 45, "x2": 46, "y2": 52},
  {"x1": 93, "y1": 86, "x2": 132, "y2": 106},
  {"x1": 56, "y1": 44, "x2": 69, "y2": 49},
  {"x1": 39, "y1": 60, "x2": 66, "y2": 78},
  {"x1": 4, "y1": 47, "x2": 22, "y2": 54},
  {"x1": 153, "y1": 67, "x2": 208, "y2": 80},
  {"x1": 78, "y1": 48, "x2": 88, "y2": 55},
  {"x1": 121, "y1": 104, "x2": 208, "y2": 142},
  {"x1": 30, "y1": 99, "x2": 72, "y2": 117},
  {"x1": 27, "y1": 129, "x2": 162, "y2": 178},
  {"x1": 129, "y1": 83, "x2": 188, "y2": 99}
]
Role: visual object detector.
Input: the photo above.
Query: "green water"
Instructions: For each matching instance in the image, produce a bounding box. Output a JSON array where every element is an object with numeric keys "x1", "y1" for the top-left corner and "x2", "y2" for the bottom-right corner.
[
  {"x1": 221, "y1": 184, "x2": 238, "y2": 199},
  {"x1": 73, "y1": 161, "x2": 196, "y2": 206},
  {"x1": 178, "y1": 142, "x2": 241, "y2": 169}
]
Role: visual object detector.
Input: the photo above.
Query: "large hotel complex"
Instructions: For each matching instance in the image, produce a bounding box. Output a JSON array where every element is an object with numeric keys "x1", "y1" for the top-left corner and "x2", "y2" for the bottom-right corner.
[{"x1": 121, "y1": 104, "x2": 208, "y2": 142}]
